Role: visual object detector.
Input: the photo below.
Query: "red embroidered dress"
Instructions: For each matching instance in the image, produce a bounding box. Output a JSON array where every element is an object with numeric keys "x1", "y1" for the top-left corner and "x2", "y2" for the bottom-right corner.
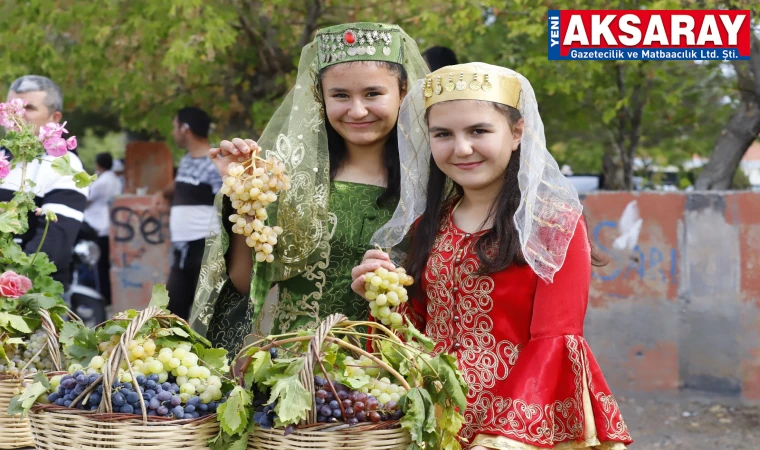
[{"x1": 405, "y1": 210, "x2": 632, "y2": 450}]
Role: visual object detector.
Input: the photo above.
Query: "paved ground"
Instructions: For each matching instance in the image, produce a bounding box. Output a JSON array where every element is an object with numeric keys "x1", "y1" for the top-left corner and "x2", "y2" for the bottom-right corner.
[{"x1": 619, "y1": 391, "x2": 760, "y2": 449}]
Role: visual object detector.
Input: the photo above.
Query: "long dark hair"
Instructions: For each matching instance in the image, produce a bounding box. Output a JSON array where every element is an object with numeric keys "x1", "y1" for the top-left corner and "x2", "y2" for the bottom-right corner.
[
  {"x1": 318, "y1": 61, "x2": 408, "y2": 207},
  {"x1": 407, "y1": 103, "x2": 526, "y2": 293},
  {"x1": 408, "y1": 101, "x2": 606, "y2": 294}
]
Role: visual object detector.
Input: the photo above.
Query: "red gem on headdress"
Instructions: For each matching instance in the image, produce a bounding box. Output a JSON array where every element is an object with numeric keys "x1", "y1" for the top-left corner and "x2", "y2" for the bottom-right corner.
[{"x1": 344, "y1": 31, "x2": 356, "y2": 44}]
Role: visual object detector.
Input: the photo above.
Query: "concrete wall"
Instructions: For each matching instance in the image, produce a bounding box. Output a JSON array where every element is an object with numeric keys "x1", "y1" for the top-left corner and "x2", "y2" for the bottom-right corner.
[{"x1": 582, "y1": 192, "x2": 760, "y2": 402}]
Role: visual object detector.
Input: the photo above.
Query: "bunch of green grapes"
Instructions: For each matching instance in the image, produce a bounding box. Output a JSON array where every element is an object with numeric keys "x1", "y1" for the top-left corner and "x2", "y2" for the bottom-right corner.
[
  {"x1": 0, "y1": 328, "x2": 56, "y2": 374},
  {"x1": 220, "y1": 156, "x2": 290, "y2": 263},
  {"x1": 365, "y1": 267, "x2": 414, "y2": 326}
]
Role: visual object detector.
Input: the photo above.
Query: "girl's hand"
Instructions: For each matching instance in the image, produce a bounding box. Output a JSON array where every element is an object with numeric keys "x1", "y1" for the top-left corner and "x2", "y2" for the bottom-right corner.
[
  {"x1": 211, "y1": 138, "x2": 259, "y2": 177},
  {"x1": 350, "y1": 249, "x2": 395, "y2": 299}
]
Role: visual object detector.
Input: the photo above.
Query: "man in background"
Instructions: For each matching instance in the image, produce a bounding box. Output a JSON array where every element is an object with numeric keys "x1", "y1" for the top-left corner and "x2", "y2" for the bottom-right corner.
[
  {"x1": 83, "y1": 152, "x2": 123, "y2": 304},
  {"x1": 0, "y1": 75, "x2": 88, "y2": 291},
  {"x1": 152, "y1": 107, "x2": 222, "y2": 319}
]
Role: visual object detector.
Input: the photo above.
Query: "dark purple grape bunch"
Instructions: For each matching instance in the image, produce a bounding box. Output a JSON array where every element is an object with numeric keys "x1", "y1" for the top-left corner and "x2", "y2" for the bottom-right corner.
[
  {"x1": 313, "y1": 376, "x2": 403, "y2": 425},
  {"x1": 48, "y1": 371, "x2": 102, "y2": 410},
  {"x1": 49, "y1": 372, "x2": 224, "y2": 419}
]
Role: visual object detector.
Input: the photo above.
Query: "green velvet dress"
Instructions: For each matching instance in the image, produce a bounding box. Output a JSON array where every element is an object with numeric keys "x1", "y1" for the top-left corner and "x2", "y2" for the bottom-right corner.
[{"x1": 205, "y1": 181, "x2": 395, "y2": 356}]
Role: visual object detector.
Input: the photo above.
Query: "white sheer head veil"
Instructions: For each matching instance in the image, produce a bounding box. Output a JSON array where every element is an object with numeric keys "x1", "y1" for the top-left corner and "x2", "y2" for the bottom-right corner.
[{"x1": 371, "y1": 62, "x2": 583, "y2": 282}]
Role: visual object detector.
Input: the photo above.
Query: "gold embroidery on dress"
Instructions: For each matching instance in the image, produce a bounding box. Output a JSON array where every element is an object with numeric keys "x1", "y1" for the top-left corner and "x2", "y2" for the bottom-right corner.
[
  {"x1": 581, "y1": 340, "x2": 632, "y2": 442},
  {"x1": 423, "y1": 216, "x2": 629, "y2": 446}
]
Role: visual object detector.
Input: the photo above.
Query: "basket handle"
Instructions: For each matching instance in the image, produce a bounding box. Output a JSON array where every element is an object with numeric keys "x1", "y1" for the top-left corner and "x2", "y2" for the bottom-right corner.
[
  {"x1": 37, "y1": 309, "x2": 62, "y2": 372},
  {"x1": 98, "y1": 305, "x2": 164, "y2": 420}
]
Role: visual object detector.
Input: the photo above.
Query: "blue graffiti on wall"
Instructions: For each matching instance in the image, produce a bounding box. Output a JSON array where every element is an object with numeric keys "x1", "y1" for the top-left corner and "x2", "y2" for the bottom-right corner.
[{"x1": 592, "y1": 221, "x2": 677, "y2": 284}]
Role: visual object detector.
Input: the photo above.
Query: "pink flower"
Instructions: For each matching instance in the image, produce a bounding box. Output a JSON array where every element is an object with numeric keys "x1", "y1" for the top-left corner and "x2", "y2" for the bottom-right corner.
[
  {"x1": 38, "y1": 121, "x2": 69, "y2": 142},
  {"x1": 0, "y1": 99, "x2": 27, "y2": 132},
  {"x1": 66, "y1": 136, "x2": 77, "y2": 150},
  {"x1": 0, "y1": 271, "x2": 33, "y2": 298},
  {"x1": 0, "y1": 156, "x2": 10, "y2": 179},
  {"x1": 43, "y1": 136, "x2": 68, "y2": 157}
]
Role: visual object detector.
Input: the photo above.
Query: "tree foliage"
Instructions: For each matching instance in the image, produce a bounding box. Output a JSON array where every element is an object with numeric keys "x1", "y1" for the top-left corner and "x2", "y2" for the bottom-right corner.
[{"x1": 0, "y1": 0, "x2": 757, "y2": 189}]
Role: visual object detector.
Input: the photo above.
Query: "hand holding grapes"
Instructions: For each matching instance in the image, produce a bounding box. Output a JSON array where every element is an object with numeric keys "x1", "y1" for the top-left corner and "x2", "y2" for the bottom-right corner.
[
  {"x1": 211, "y1": 137, "x2": 259, "y2": 177},
  {"x1": 350, "y1": 249, "x2": 396, "y2": 297}
]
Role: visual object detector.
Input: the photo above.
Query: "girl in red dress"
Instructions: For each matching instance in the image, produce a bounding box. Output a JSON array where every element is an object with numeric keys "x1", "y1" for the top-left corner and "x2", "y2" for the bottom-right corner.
[{"x1": 351, "y1": 63, "x2": 633, "y2": 450}]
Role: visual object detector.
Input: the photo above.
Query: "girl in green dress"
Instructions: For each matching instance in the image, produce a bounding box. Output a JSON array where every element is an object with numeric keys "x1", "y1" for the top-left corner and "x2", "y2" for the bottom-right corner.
[{"x1": 189, "y1": 23, "x2": 428, "y2": 355}]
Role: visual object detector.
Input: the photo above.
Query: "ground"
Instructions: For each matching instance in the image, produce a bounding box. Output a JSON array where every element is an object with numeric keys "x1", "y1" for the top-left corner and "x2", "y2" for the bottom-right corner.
[{"x1": 619, "y1": 391, "x2": 760, "y2": 449}]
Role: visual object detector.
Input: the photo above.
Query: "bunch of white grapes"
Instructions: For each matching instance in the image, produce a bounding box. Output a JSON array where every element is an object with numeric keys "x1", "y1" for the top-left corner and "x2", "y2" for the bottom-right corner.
[
  {"x1": 220, "y1": 157, "x2": 290, "y2": 263},
  {"x1": 0, "y1": 328, "x2": 56, "y2": 374},
  {"x1": 71, "y1": 337, "x2": 225, "y2": 404},
  {"x1": 344, "y1": 354, "x2": 381, "y2": 378},
  {"x1": 359, "y1": 376, "x2": 407, "y2": 405},
  {"x1": 365, "y1": 267, "x2": 414, "y2": 326}
]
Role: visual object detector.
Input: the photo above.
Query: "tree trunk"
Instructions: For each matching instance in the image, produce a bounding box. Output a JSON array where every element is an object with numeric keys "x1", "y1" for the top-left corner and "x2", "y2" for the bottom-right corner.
[
  {"x1": 695, "y1": 32, "x2": 760, "y2": 190},
  {"x1": 694, "y1": 102, "x2": 760, "y2": 190}
]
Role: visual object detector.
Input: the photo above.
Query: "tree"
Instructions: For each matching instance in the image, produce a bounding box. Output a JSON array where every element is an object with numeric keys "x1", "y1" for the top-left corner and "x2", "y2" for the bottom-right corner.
[{"x1": 695, "y1": 31, "x2": 760, "y2": 189}]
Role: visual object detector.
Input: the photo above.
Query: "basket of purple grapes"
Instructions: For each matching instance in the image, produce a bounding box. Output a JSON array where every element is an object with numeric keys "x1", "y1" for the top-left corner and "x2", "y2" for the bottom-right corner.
[
  {"x1": 218, "y1": 313, "x2": 469, "y2": 450},
  {"x1": 22, "y1": 306, "x2": 234, "y2": 450}
]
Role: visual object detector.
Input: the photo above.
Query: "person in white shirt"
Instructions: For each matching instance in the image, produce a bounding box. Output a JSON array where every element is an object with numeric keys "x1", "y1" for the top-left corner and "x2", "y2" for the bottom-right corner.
[
  {"x1": 83, "y1": 152, "x2": 123, "y2": 303},
  {"x1": 0, "y1": 75, "x2": 89, "y2": 291}
]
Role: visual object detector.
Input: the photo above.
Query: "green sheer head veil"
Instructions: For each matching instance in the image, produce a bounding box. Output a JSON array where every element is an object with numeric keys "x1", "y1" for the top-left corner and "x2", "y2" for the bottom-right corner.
[{"x1": 190, "y1": 22, "x2": 429, "y2": 335}]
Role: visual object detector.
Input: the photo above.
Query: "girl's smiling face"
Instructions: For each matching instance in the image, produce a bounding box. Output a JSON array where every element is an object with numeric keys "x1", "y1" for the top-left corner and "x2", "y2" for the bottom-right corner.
[{"x1": 427, "y1": 100, "x2": 523, "y2": 193}]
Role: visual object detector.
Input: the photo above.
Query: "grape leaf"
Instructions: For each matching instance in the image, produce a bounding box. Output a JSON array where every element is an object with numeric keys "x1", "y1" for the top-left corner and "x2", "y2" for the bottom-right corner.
[
  {"x1": 267, "y1": 374, "x2": 311, "y2": 426},
  {"x1": 400, "y1": 388, "x2": 427, "y2": 444},
  {"x1": 59, "y1": 321, "x2": 99, "y2": 365},
  {"x1": 341, "y1": 374, "x2": 371, "y2": 390},
  {"x1": 33, "y1": 370, "x2": 51, "y2": 390},
  {"x1": 217, "y1": 386, "x2": 251, "y2": 436},
  {"x1": 247, "y1": 350, "x2": 272, "y2": 388},
  {"x1": 149, "y1": 284, "x2": 170, "y2": 310},
  {"x1": 401, "y1": 318, "x2": 434, "y2": 351},
  {"x1": 155, "y1": 336, "x2": 183, "y2": 348},
  {"x1": 192, "y1": 344, "x2": 229, "y2": 373},
  {"x1": 0, "y1": 312, "x2": 32, "y2": 333},
  {"x1": 5, "y1": 337, "x2": 24, "y2": 345},
  {"x1": 169, "y1": 327, "x2": 190, "y2": 338},
  {"x1": 7, "y1": 380, "x2": 47, "y2": 417},
  {"x1": 421, "y1": 354, "x2": 468, "y2": 411}
]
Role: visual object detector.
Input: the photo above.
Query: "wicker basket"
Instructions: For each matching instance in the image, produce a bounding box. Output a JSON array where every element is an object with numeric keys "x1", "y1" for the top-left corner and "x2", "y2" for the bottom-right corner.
[
  {"x1": 28, "y1": 306, "x2": 220, "y2": 450},
  {"x1": 238, "y1": 314, "x2": 412, "y2": 450},
  {"x1": 0, "y1": 309, "x2": 63, "y2": 450}
]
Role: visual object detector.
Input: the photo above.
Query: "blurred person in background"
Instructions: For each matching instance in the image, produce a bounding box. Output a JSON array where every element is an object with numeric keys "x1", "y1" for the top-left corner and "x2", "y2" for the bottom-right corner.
[
  {"x1": 0, "y1": 75, "x2": 88, "y2": 291},
  {"x1": 83, "y1": 152, "x2": 123, "y2": 304},
  {"x1": 152, "y1": 107, "x2": 222, "y2": 320},
  {"x1": 422, "y1": 46, "x2": 458, "y2": 71}
]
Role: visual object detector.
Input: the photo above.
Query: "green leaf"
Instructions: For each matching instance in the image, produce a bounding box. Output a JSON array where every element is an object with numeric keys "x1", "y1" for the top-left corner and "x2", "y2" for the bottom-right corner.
[
  {"x1": 7, "y1": 381, "x2": 47, "y2": 417},
  {"x1": 421, "y1": 354, "x2": 468, "y2": 411},
  {"x1": 5, "y1": 337, "x2": 24, "y2": 345},
  {"x1": 33, "y1": 370, "x2": 50, "y2": 391},
  {"x1": 169, "y1": 327, "x2": 190, "y2": 338},
  {"x1": 155, "y1": 336, "x2": 183, "y2": 349},
  {"x1": 267, "y1": 374, "x2": 311, "y2": 426},
  {"x1": 19, "y1": 293, "x2": 60, "y2": 310},
  {"x1": 73, "y1": 171, "x2": 97, "y2": 188},
  {"x1": 0, "y1": 210, "x2": 24, "y2": 234},
  {"x1": 217, "y1": 386, "x2": 251, "y2": 436},
  {"x1": 247, "y1": 350, "x2": 272, "y2": 388},
  {"x1": 0, "y1": 312, "x2": 32, "y2": 333},
  {"x1": 401, "y1": 318, "x2": 434, "y2": 352},
  {"x1": 60, "y1": 321, "x2": 99, "y2": 365},
  {"x1": 149, "y1": 284, "x2": 170, "y2": 310},
  {"x1": 51, "y1": 154, "x2": 77, "y2": 176},
  {"x1": 400, "y1": 388, "x2": 427, "y2": 444},
  {"x1": 341, "y1": 374, "x2": 371, "y2": 390},
  {"x1": 193, "y1": 344, "x2": 229, "y2": 373}
]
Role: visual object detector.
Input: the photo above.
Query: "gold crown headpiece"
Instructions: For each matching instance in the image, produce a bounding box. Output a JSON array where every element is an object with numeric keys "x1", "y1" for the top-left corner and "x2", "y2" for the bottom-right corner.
[{"x1": 423, "y1": 63, "x2": 521, "y2": 110}]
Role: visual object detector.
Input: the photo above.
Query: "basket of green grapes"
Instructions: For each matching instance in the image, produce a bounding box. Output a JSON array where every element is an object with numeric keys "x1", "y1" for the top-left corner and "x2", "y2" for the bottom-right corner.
[
  {"x1": 1, "y1": 303, "x2": 67, "y2": 450},
  {"x1": 212, "y1": 312, "x2": 469, "y2": 450},
  {"x1": 20, "y1": 295, "x2": 235, "y2": 450}
]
